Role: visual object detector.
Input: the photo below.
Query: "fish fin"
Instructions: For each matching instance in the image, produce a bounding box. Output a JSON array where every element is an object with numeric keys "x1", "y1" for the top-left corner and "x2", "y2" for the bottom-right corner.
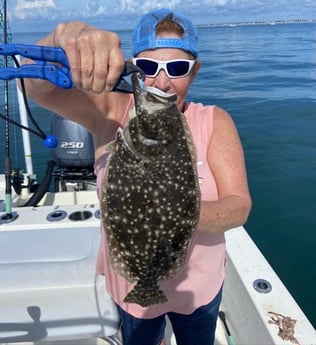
[{"x1": 123, "y1": 283, "x2": 168, "y2": 307}]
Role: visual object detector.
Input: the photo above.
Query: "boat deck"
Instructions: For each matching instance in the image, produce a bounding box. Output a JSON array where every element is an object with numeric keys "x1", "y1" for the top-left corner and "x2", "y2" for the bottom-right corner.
[
  {"x1": 0, "y1": 319, "x2": 229, "y2": 345},
  {"x1": 0, "y1": 324, "x2": 229, "y2": 345}
]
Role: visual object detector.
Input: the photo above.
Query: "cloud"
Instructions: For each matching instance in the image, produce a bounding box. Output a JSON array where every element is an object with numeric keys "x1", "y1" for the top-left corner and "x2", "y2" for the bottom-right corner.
[
  {"x1": 15, "y1": 0, "x2": 56, "y2": 10},
  {"x1": 83, "y1": 0, "x2": 182, "y2": 17},
  {"x1": 8, "y1": 0, "x2": 316, "y2": 33},
  {"x1": 13, "y1": 0, "x2": 58, "y2": 20},
  {"x1": 86, "y1": 0, "x2": 106, "y2": 14}
]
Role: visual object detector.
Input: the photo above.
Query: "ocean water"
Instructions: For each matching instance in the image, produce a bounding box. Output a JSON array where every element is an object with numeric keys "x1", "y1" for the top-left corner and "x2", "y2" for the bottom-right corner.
[{"x1": 0, "y1": 23, "x2": 315, "y2": 327}]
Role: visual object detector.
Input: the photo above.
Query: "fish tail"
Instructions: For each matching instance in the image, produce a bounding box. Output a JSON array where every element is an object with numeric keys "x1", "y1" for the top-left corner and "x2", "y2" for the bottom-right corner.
[{"x1": 123, "y1": 283, "x2": 168, "y2": 307}]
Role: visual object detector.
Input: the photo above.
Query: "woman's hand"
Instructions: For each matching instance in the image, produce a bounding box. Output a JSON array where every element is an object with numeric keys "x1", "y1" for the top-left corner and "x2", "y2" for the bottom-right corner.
[{"x1": 53, "y1": 21, "x2": 125, "y2": 93}]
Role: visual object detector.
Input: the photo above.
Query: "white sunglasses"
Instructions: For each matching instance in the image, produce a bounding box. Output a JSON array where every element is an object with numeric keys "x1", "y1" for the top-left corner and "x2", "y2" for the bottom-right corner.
[{"x1": 132, "y1": 57, "x2": 196, "y2": 78}]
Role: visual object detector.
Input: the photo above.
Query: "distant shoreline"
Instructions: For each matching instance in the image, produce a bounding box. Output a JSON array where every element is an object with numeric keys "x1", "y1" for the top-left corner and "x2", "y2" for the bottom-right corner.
[
  {"x1": 198, "y1": 18, "x2": 316, "y2": 28},
  {"x1": 8, "y1": 18, "x2": 316, "y2": 34}
]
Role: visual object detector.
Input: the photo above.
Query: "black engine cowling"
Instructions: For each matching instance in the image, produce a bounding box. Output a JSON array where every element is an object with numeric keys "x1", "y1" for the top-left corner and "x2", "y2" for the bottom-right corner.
[{"x1": 51, "y1": 114, "x2": 94, "y2": 168}]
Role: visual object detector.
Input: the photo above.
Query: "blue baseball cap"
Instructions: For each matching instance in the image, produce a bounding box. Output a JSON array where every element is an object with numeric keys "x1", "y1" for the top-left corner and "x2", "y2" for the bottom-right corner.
[{"x1": 132, "y1": 8, "x2": 199, "y2": 58}]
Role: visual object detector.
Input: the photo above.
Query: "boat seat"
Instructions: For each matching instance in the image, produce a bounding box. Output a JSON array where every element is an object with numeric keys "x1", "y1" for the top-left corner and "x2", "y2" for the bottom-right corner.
[{"x1": 0, "y1": 225, "x2": 120, "y2": 343}]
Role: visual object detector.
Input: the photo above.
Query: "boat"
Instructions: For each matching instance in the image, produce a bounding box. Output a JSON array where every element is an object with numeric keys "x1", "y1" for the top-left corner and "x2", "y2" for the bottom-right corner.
[{"x1": 0, "y1": 4, "x2": 315, "y2": 345}]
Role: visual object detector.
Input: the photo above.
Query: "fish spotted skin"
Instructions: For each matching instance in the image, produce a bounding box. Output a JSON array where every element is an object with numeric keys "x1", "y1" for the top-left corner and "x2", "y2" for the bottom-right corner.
[{"x1": 101, "y1": 73, "x2": 201, "y2": 307}]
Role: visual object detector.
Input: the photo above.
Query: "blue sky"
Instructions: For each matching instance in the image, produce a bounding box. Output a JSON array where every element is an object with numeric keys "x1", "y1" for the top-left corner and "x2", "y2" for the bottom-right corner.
[{"x1": 7, "y1": 0, "x2": 316, "y2": 32}]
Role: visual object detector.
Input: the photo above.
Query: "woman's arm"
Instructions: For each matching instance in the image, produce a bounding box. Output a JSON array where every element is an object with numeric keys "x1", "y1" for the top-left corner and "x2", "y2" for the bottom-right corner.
[{"x1": 198, "y1": 106, "x2": 252, "y2": 233}]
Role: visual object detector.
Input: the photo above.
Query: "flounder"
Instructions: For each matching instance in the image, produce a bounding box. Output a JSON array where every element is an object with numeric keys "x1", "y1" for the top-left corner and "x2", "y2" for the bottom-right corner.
[{"x1": 101, "y1": 72, "x2": 201, "y2": 307}]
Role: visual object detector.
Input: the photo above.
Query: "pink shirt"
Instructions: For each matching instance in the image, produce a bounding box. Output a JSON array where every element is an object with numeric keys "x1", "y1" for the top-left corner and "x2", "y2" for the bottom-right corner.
[{"x1": 95, "y1": 98, "x2": 226, "y2": 318}]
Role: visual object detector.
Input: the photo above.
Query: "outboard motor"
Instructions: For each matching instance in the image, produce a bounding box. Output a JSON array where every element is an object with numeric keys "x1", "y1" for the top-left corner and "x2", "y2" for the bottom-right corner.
[{"x1": 51, "y1": 114, "x2": 96, "y2": 192}]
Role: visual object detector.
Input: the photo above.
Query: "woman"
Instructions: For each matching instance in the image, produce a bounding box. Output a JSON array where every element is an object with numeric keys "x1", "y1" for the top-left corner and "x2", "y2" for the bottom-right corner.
[{"x1": 23, "y1": 8, "x2": 252, "y2": 345}]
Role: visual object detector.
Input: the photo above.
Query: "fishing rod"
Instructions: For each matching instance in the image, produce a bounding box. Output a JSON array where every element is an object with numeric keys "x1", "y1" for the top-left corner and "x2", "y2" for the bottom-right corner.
[
  {"x1": 219, "y1": 310, "x2": 236, "y2": 345},
  {"x1": 0, "y1": 1, "x2": 47, "y2": 219},
  {"x1": 0, "y1": 1, "x2": 59, "y2": 215},
  {"x1": 1, "y1": 0, "x2": 17, "y2": 222}
]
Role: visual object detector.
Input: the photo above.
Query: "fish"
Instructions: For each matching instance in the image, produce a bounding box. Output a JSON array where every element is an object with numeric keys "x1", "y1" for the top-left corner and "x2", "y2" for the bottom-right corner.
[{"x1": 101, "y1": 72, "x2": 201, "y2": 307}]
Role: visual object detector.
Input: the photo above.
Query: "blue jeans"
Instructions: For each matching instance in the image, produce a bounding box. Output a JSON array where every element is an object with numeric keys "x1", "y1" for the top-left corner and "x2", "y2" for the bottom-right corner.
[{"x1": 116, "y1": 287, "x2": 222, "y2": 345}]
